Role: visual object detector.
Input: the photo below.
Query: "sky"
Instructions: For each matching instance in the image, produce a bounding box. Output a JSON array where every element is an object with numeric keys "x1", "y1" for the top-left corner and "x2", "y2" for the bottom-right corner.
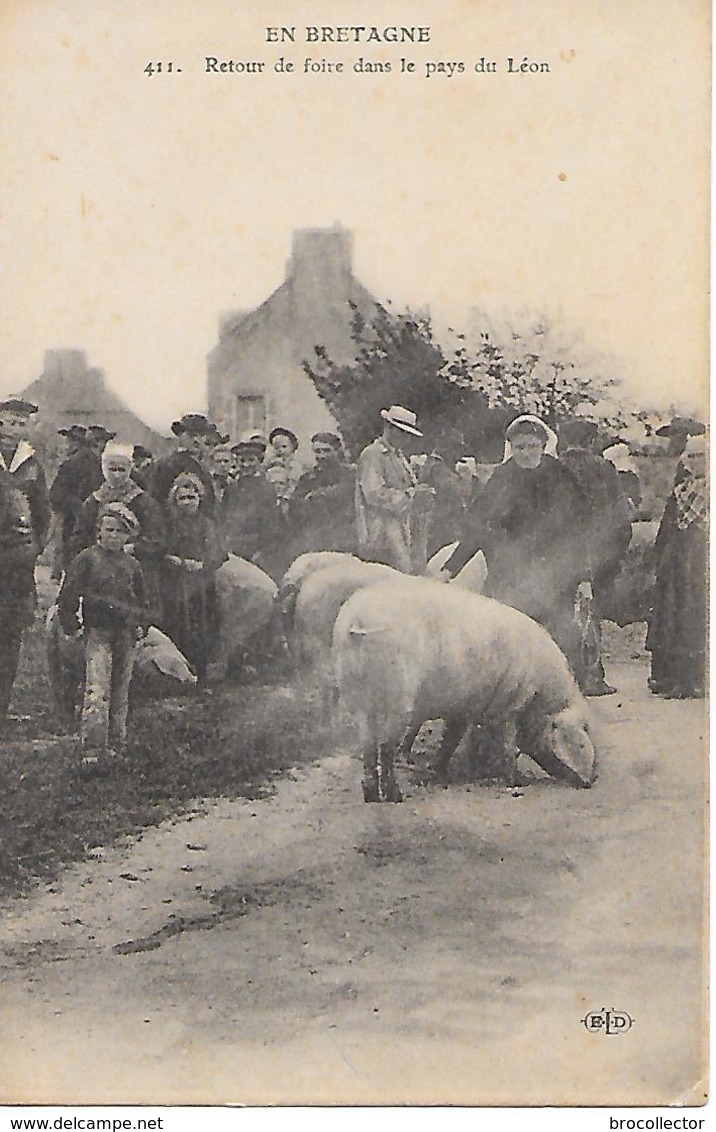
[{"x1": 0, "y1": 0, "x2": 709, "y2": 433}]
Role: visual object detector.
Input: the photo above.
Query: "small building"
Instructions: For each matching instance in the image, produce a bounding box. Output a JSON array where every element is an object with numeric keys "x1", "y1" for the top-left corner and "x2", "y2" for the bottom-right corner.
[
  {"x1": 207, "y1": 226, "x2": 379, "y2": 445},
  {"x1": 21, "y1": 349, "x2": 168, "y2": 469}
]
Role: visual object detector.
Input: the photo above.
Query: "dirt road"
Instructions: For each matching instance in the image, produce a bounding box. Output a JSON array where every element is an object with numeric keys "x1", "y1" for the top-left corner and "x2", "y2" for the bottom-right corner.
[{"x1": 0, "y1": 661, "x2": 706, "y2": 1106}]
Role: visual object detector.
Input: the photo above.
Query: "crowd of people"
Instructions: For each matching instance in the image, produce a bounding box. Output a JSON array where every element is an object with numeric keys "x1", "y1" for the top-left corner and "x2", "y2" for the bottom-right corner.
[{"x1": 0, "y1": 392, "x2": 707, "y2": 770}]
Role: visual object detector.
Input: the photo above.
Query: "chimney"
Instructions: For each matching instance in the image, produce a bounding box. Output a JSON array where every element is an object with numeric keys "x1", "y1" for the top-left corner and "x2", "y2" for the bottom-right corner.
[
  {"x1": 43, "y1": 349, "x2": 88, "y2": 381},
  {"x1": 286, "y1": 225, "x2": 353, "y2": 282}
]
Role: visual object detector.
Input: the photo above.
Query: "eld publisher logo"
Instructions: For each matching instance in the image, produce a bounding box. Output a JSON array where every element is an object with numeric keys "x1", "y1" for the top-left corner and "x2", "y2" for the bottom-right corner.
[{"x1": 581, "y1": 1007, "x2": 635, "y2": 1035}]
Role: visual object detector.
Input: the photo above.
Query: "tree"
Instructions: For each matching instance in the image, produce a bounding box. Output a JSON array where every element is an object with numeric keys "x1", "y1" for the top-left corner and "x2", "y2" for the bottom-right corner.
[
  {"x1": 441, "y1": 315, "x2": 630, "y2": 433},
  {"x1": 305, "y1": 303, "x2": 633, "y2": 463},
  {"x1": 304, "y1": 302, "x2": 493, "y2": 460}
]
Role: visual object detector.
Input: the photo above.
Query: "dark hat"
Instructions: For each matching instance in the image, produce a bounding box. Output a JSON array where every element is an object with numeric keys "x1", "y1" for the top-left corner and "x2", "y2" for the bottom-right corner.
[
  {"x1": 87, "y1": 424, "x2": 116, "y2": 443},
  {"x1": 269, "y1": 426, "x2": 299, "y2": 450},
  {"x1": 0, "y1": 396, "x2": 38, "y2": 415},
  {"x1": 58, "y1": 424, "x2": 87, "y2": 441},
  {"x1": 655, "y1": 416, "x2": 706, "y2": 439},
  {"x1": 311, "y1": 431, "x2": 342, "y2": 450},
  {"x1": 170, "y1": 413, "x2": 214, "y2": 438},
  {"x1": 559, "y1": 419, "x2": 598, "y2": 447},
  {"x1": 205, "y1": 425, "x2": 230, "y2": 446},
  {"x1": 233, "y1": 439, "x2": 266, "y2": 457}
]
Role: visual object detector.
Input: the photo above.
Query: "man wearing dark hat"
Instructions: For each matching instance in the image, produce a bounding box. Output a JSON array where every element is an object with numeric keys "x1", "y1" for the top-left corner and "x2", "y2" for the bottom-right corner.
[
  {"x1": 290, "y1": 432, "x2": 356, "y2": 555},
  {"x1": 146, "y1": 414, "x2": 216, "y2": 513},
  {"x1": 209, "y1": 443, "x2": 235, "y2": 503},
  {"x1": 558, "y1": 418, "x2": 633, "y2": 695},
  {"x1": 131, "y1": 444, "x2": 154, "y2": 491},
  {"x1": 266, "y1": 427, "x2": 304, "y2": 489},
  {"x1": 59, "y1": 424, "x2": 87, "y2": 458},
  {"x1": 0, "y1": 396, "x2": 51, "y2": 550},
  {"x1": 86, "y1": 424, "x2": 116, "y2": 447},
  {"x1": 49, "y1": 424, "x2": 111, "y2": 574},
  {"x1": 655, "y1": 416, "x2": 706, "y2": 460},
  {"x1": 356, "y1": 406, "x2": 424, "y2": 572},
  {"x1": 220, "y1": 437, "x2": 278, "y2": 564}
]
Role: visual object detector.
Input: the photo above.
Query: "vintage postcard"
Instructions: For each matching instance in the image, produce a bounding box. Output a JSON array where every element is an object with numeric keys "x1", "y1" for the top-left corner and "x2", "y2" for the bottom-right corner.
[{"x1": 0, "y1": 0, "x2": 709, "y2": 1113}]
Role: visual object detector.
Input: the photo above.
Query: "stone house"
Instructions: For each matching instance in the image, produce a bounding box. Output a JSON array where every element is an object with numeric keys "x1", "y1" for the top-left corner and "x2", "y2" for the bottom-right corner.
[
  {"x1": 207, "y1": 226, "x2": 379, "y2": 446},
  {"x1": 21, "y1": 349, "x2": 168, "y2": 470}
]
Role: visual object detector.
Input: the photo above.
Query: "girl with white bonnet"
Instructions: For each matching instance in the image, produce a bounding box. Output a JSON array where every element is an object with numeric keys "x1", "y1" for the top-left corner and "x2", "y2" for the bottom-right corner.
[
  {"x1": 646, "y1": 430, "x2": 707, "y2": 698},
  {"x1": 69, "y1": 441, "x2": 166, "y2": 620},
  {"x1": 441, "y1": 413, "x2": 593, "y2": 678}
]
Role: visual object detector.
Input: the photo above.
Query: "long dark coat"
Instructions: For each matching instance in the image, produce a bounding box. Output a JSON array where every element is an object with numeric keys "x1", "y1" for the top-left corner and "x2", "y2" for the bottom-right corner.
[
  {"x1": 50, "y1": 447, "x2": 105, "y2": 570},
  {"x1": 560, "y1": 448, "x2": 633, "y2": 585},
  {"x1": 443, "y1": 456, "x2": 591, "y2": 659},
  {"x1": 0, "y1": 472, "x2": 39, "y2": 717},
  {"x1": 646, "y1": 491, "x2": 707, "y2": 695},
  {"x1": 290, "y1": 459, "x2": 357, "y2": 557},
  {"x1": 159, "y1": 509, "x2": 227, "y2": 679},
  {"x1": 0, "y1": 442, "x2": 51, "y2": 550},
  {"x1": 220, "y1": 473, "x2": 279, "y2": 562}
]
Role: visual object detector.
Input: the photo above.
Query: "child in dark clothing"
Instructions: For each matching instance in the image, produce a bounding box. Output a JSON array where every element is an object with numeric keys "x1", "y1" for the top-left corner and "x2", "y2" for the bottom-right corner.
[
  {"x1": 160, "y1": 472, "x2": 226, "y2": 681},
  {"x1": 58, "y1": 502, "x2": 148, "y2": 766}
]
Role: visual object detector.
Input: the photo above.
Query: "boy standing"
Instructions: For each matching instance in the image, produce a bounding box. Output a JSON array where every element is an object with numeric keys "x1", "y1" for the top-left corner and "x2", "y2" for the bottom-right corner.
[{"x1": 58, "y1": 502, "x2": 147, "y2": 766}]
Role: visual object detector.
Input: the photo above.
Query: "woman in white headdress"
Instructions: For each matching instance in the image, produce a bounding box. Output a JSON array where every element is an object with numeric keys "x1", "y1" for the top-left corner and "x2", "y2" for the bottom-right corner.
[
  {"x1": 441, "y1": 414, "x2": 592, "y2": 674},
  {"x1": 602, "y1": 442, "x2": 642, "y2": 514},
  {"x1": 646, "y1": 432, "x2": 707, "y2": 698}
]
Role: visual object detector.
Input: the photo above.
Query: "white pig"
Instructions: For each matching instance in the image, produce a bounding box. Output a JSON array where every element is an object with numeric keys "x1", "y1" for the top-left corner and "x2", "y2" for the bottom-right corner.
[
  {"x1": 333, "y1": 578, "x2": 596, "y2": 802},
  {"x1": 279, "y1": 551, "x2": 357, "y2": 599},
  {"x1": 46, "y1": 607, "x2": 196, "y2": 721},
  {"x1": 293, "y1": 559, "x2": 401, "y2": 670},
  {"x1": 214, "y1": 554, "x2": 278, "y2": 671}
]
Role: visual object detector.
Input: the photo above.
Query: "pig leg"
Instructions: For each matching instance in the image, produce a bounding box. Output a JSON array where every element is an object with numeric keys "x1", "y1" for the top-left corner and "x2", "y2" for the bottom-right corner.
[
  {"x1": 379, "y1": 743, "x2": 403, "y2": 804},
  {"x1": 503, "y1": 720, "x2": 518, "y2": 788},
  {"x1": 431, "y1": 714, "x2": 468, "y2": 784},
  {"x1": 397, "y1": 715, "x2": 423, "y2": 765},
  {"x1": 358, "y1": 714, "x2": 380, "y2": 803},
  {"x1": 468, "y1": 717, "x2": 517, "y2": 785}
]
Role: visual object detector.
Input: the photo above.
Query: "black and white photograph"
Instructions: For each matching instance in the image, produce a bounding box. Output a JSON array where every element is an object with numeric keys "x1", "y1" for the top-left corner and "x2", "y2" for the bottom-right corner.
[{"x1": 0, "y1": 0, "x2": 709, "y2": 1116}]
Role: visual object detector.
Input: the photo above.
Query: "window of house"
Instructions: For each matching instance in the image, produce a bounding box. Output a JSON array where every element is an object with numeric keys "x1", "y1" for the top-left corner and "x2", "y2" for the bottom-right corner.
[{"x1": 235, "y1": 394, "x2": 266, "y2": 436}]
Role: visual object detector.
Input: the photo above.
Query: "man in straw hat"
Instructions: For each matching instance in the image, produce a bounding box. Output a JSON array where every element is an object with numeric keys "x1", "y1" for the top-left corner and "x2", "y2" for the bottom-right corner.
[{"x1": 356, "y1": 405, "x2": 429, "y2": 572}]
